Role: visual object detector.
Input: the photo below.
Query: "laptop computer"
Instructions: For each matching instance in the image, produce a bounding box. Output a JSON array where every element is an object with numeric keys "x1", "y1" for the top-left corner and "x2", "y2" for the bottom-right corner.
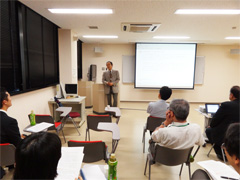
[{"x1": 205, "y1": 103, "x2": 220, "y2": 116}]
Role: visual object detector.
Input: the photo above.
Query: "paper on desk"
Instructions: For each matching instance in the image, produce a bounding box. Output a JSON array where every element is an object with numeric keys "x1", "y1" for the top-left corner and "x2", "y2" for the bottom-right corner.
[
  {"x1": 197, "y1": 160, "x2": 239, "y2": 180},
  {"x1": 55, "y1": 147, "x2": 84, "y2": 180},
  {"x1": 26, "y1": 122, "x2": 54, "y2": 133},
  {"x1": 82, "y1": 165, "x2": 106, "y2": 180}
]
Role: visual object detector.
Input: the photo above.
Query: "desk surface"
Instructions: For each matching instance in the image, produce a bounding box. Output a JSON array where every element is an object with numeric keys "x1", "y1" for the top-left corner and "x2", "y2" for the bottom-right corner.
[
  {"x1": 97, "y1": 122, "x2": 120, "y2": 140},
  {"x1": 195, "y1": 109, "x2": 212, "y2": 118},
  {"x1": 49, "y1": 96, "x2": 86, "y2": 103},
  {"x1": 105, "y1": 107, "x2": 121, "y2": 117},
  {"x1": 23, "y1": 123, "x2": 53, "y2": 133},
  {"x1": 56, "y1": 107, "x2": 72, "y2": 117}
]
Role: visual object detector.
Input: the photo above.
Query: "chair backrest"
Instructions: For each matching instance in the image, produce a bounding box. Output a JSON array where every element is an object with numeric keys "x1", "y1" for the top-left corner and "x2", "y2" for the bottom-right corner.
[
  {"x1": 191, "y1": 169, "x2": 211, "y2": 180},
  {"x1": 28, "y1": 114, "x2": 56, "y2": 131},
  {"x1": 146, "y1": 116, "x2": 165, "y2": 131},
  {"x1": 68, "y1": 140, "x2": 107, "y2": 163},
  {"x1": 155, "y1": 145, "x2": 193, "y2": 166},
  {"x1": 87, "y1": 115, "x2": 112, "y2": 131},
  {"x1": 0, "y1": 143, "x2": 16, "y2": 166}
]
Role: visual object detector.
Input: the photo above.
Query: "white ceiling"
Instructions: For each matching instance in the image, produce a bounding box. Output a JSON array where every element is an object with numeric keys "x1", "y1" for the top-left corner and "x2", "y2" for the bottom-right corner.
[{"x1": 19, "y1": 0, "x2": 240, "y2": 45}]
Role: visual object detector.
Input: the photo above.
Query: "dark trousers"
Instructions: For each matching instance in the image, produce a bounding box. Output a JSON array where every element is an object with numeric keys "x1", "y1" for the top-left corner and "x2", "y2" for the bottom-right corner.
[
  {"x1": 107, "y1": 92, "x2": 118, "y2": 107},
  {"x1": 205, "y1": 127, "x2": 222, "y2": 156}
]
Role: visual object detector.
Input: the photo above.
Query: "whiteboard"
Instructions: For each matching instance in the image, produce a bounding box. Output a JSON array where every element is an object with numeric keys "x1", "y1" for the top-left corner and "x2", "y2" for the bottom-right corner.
[
  {"x1": 122, "y1": 55, "x2": 135, "y2": 83},
  {"x1": 194, "y1": 56, "x2": 205, "y2": 84}
]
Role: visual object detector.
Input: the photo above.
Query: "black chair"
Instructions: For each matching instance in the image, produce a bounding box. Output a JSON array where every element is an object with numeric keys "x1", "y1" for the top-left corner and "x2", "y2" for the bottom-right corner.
[
  {"x1": 28, "y1": 114, "x2": 66, "y2": 142},
  {"x1": 191, "y1": 169, "x2": 211, "y2": 180},
  {"x1": 144, "y1": 145, "x2": 200, "y2": 180},
  {"x1": 85, "y1": 115, "x2": 112, "y2": 141},
  {"x1": 68, "y1": 140, "x2": 109, "y2": 163},
  {"x1": 0, "y1": 143, "x2": 16, "y2": 167},
  {"x1": 142, "y1": 116, "x2": 165, "y2": 153}
]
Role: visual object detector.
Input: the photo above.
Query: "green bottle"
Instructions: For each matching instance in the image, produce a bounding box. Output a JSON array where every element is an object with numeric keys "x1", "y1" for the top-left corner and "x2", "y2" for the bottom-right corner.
[
  {"x1": 30, "y1": 110, "x2": 36, "y2": 126},
  {"x1": 108, "y1": 154, "x2": 118, "y2": 180}
]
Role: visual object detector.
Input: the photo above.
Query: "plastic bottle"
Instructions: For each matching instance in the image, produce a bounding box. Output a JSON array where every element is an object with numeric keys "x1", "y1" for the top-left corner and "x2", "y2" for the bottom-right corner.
[
  {"x1": 30, "y1": 110, "x2": 36, "y2": 126},
  {"x1": 108, "y1": 153, "x2": 118, "y2": 180}
]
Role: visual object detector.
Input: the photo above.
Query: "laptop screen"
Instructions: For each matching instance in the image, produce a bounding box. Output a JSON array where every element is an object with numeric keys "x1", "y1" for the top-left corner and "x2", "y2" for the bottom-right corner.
[{"x1": 205, "y1": 104, "x2": 220, "y2": 114}]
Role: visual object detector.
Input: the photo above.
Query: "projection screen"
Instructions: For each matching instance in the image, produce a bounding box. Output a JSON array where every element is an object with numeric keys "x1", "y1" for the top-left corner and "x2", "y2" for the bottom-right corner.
[{"x1": 135, "y1": 43, "x2": 197, "y2": 89}]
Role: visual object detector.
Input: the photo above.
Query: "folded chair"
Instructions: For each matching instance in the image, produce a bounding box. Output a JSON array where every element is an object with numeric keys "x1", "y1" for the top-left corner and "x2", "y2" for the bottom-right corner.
[
  {"x1": 144, "y1": 145, "x2": 200, "y2": 180},
  {"x1": 0, "y1": 143, "x2": 16, "y2": 167},
  {"x1": 54, "y1": 97, "x2": 81, "y2": 135},
  {"x1": 142, "y1": 116, "x2": 165, "y2": 153},
  {"x1": 85, "y1": 115, "x2": 112, "y2": 141},
  {"x1": 68, "y1": 140, "x2": 109, "y2": 163},
  {"x1": 28, "y1": 114, "x2": 66, "y2": 142}
]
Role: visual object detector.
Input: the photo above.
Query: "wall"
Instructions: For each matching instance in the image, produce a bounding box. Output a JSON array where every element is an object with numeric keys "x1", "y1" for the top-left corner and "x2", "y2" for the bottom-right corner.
[
  {"x1": 58, "y1": 29, "x2": 78, "y2": 84},
  {"x1": 82, "y1": 43, "x2": 240, "y2": 103},
  {"x1": 8, "y1": 87, "x2": 56, "y2": 134}
]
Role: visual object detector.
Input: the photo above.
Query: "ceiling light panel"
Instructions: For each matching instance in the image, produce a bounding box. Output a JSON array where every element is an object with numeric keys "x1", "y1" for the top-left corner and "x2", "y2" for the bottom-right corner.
[
  {"x1": 175, "y1": 9, "x2": 240, "y2": 15},
  {"x1": 83, "y1": 35, "x2": 118, "y2": 39},
  {"x1": 48, "y1": 9, "x2": 113, "y2": 14},
  {"x1": 225, "y1": 37, "x2": 240, "y2": 40},
  {"x1": 153, "y1": 36, "x2": 190, "y2": 39}
]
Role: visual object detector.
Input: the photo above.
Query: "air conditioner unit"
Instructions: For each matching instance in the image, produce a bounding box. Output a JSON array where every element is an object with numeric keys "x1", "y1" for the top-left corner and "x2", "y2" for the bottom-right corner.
[{"x1": 121, "y1": 23, "x2": 161, "y2": 33}]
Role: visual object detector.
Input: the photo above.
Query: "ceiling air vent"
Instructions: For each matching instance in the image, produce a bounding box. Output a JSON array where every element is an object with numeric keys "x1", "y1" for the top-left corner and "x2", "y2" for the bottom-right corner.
[{"x1": 121, "y1": 23, "x2": 161, "y2": 33}]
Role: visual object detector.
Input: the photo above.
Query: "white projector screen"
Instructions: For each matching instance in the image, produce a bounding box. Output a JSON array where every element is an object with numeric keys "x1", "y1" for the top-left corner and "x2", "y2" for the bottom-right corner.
[{"x1": 135, "y1": 43, "x2": 197, "y2": 89}]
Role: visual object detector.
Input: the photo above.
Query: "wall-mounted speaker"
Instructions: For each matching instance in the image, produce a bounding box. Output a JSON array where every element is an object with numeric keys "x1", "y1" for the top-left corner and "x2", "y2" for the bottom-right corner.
[
  {"x1": 230, "y1": 49, "x2": 240, "y2": 54},
  {"x1": 94, "y1": 47, "x2": 103, "y2": 53}
]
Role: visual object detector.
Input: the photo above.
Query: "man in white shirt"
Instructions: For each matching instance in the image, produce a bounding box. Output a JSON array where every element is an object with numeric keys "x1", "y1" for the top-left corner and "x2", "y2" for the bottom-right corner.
[
  {"x1": 147, "y1": 86, "x2": 172, "y2": 118},
  {"x1": 150, "y1": 99, "x2": 205, "y2": 151}
]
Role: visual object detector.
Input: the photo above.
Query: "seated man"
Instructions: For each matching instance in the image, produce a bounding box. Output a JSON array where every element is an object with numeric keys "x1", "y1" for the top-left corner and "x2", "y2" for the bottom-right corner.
[
  {"x1": 0, "y1": 87, "x2": 22, "y2": 178},
  {"x1": 206, "y1": 86, "x2": 240, "y2": 160},
  {"x1": 147, "y1": 86, "x2": 172, "y2": 118},
  {"x1": 150, "y1": 99, "x2": 204, "y2": 151},
  {"x1": 223, "y1": 123, "x2": 240, "y2": 174}
]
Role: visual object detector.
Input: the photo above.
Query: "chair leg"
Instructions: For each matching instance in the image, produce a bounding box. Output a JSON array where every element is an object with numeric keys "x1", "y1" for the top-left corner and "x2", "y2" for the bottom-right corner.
[
  {"x1": 70, "y1": 117, "x2": 81, "y2": 135},
  {"x1": 221, "y1": 145, "x2": 226, "y2": 163},
  {"x1": 85, "y1": 129, "x2": 88, "y2": 141},
  {"x1": 149, "y1": 158, "x2": 151, "y2": 180},
  {"x1": 61, "y1": 129, "x2": 66, "y2": 143},
  {"x1": 88, "y1": 130, "x2": 90, "y2": 141},
  {"x1": 144, "y1": 155, "x2": 149, "y2": 175},
  {"x1": 207, "y1": 143, "x2": 215, "y2": 157},
  {"x1": 179, "y1": 164, "x2": 184, "y2": 176},
  {"x1": 188, "y1": 163, "x2": 191, "y2": 180}
]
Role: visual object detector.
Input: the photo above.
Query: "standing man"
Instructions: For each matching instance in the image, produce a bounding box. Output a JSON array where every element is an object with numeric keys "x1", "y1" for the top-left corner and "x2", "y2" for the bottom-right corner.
[
  {"x1": 102, "y1": 61, "x2": 120, "y2": 107},
  {"x1": 0, "y1": 87, "x2": 21, "y2": 178},
  {"x1": 206, "y1": 86, "x2": 240, "y2": 160}
]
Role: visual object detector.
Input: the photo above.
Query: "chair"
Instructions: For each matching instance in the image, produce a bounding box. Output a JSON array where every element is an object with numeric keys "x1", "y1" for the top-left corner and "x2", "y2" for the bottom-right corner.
[
  {"x1": 0, "y1": 143, "x2": 16, "y2": 167},
  {"x1": 191, "y1": 169, "x2": 211, "y2": 180},
  {"x1": 86, "y1": 115, "x2": 112, "y2": 141},
  {"x1": 207, "y1": 143, "x2": 226, "y2": 163},
  {"x1": 142, "y1": 116, "x2": 165, "y2": 153},
  {"x1": 28, "y1": 114, "x2": 66, "y2": 142},
  {"x1": 68, "y1": 140, "x2": 109, "y2": 163},
  {"x1": 54, "y1": 97, "x2": 81, "y2": 135},
  {"x1": 144, "y1": 145, "x2": 200, "y2": 180}
]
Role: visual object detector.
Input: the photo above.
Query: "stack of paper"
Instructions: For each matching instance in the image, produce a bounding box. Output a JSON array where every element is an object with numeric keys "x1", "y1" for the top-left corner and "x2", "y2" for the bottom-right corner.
[
  {"x1": 197, "y1": 160, "x2": 239, "y2": 180},
  {"x1": 26, "y1": 122, "x2": 54, "y2": 133},
  {"x1": 55, "y1": 147, "x2": 84, "y2": 180},
  {"x1": 81, "y1": 164, "x2": 107, "y2": 180}
]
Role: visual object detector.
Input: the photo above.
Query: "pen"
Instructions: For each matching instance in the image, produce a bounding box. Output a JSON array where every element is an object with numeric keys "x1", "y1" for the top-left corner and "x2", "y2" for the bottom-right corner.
[{"x1": 220, "y1": 176, "x2": 238, "y2": 180}]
